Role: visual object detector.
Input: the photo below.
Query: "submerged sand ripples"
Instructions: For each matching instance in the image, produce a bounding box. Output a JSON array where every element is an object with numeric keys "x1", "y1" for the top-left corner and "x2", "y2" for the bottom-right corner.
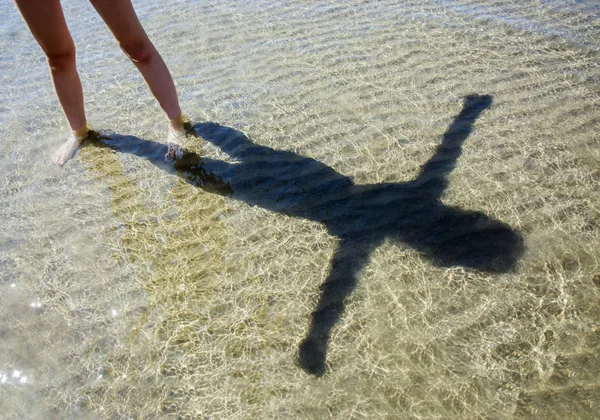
[{"x1": 1, "y1": 0, "x2": 599, "y2": 418}]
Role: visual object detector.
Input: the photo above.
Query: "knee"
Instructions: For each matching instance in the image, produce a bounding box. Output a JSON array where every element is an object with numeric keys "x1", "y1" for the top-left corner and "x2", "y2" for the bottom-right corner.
[
  {"x1": 119, "y1": 38, "x2": 153, "y2": 64},
  {"x1": 46, "y1": 46, "x2": 76, "y2": 72}
]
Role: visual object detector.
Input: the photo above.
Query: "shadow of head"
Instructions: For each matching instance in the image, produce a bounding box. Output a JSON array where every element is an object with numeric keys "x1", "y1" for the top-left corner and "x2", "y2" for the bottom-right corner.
[
  {"x1": 91, "y1": 93, "x2": 524, "y2": 377},
  {"x1": 423, "y1": 210, "x2": 524, "y2": 273}
]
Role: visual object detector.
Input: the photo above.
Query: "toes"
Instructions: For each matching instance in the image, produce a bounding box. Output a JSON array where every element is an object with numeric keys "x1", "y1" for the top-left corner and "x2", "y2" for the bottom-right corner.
[{"x1": 165, "y1": 144, "x2": 183, "y2": 162}]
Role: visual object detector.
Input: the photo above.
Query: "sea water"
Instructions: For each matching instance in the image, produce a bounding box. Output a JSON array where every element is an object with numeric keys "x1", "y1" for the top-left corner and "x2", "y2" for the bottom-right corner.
[{"x1": 1, "y1": 0, "x2": 599, "y2": 418}]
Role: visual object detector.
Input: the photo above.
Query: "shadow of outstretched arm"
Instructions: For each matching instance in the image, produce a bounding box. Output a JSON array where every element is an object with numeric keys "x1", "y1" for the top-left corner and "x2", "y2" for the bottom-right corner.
[
  {"x1": 298, "y1": 235, "x2": 380, "y2": 376},
  {"x1": 87, "y1": 95, "x2": 523, "y2": 378},
  {"x1": 413, "y1": 94, "x2": 493, "y2": 198}
]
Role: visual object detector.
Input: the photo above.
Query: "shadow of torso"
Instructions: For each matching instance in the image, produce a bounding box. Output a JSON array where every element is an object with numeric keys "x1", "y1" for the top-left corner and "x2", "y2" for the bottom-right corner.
[
  {"x1": 189, "y1": 119, "x2": 521, "y2": 274},
  {"x1": 98, "y1": 94, "x2": 523, "y2": 376}
]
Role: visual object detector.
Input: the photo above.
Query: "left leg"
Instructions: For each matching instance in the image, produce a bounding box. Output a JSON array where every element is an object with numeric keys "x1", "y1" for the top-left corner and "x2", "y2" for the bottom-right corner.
[
  {"x1": 89, "y1": 0, "x2": 184, "y2": 134},
  {"x1": 13, "y1": 0, "x2": 91, "y2": 166}
]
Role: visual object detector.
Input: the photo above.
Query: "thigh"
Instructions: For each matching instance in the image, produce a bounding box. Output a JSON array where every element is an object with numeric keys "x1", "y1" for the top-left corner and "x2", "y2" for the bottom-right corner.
[
  {"x1": 14, "y1": 0, "x2": 74, "y2": 56},
  {"x1": 89, "y1": 0, "x2": 149, "y2": 44}
]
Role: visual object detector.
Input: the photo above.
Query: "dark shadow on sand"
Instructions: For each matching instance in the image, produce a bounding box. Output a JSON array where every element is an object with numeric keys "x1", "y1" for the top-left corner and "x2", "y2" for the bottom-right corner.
[{"x1": 92, "y1": 94, "x2": 524, "y2": 376}]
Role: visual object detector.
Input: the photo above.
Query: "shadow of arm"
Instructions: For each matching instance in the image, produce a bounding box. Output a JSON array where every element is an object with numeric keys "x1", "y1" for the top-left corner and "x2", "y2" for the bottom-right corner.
[
  {"x1": 298, "y1": 236, "x2": 378, "y2": 376},
  {"x1": 414, "y1": 94, "x2": 493, "y2": 195}
]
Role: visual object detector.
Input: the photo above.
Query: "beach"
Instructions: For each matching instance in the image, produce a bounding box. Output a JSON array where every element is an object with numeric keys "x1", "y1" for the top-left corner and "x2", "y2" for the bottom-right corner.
[{"x1": 1, "y1": 0, "x2": 599, "y2": 418}]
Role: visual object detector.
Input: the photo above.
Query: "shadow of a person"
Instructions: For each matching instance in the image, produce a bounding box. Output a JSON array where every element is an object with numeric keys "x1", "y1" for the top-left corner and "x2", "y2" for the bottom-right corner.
[{"x1": 95, "y1": 94, "x2": 524, "y2": 376}]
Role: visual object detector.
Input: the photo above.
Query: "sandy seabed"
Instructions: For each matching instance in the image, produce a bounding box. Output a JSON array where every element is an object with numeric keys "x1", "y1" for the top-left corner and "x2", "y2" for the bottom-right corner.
[{"x1": 1, "y1": 0, "x2": 599, "y2": 418}]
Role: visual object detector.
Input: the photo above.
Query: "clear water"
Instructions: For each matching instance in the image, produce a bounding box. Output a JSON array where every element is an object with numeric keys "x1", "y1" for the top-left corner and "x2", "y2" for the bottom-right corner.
[{"x1": 1, "y1": 0, "x2": 599, "y2": 418}]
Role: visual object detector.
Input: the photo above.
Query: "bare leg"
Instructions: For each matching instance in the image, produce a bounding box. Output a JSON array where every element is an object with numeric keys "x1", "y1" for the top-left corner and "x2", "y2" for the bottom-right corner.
[
  {"x1": 90, "y1": 0, "x2": 187, "y2": 160},
  {"x1": 89, "y1": 0, "x2": 183, "y2": 127},
  {"x1": 14, "y1": 0, "x2": 90, "y2": 165}
]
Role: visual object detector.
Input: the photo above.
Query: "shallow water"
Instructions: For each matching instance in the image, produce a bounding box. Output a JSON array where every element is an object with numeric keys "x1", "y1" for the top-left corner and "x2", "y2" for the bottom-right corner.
[{"x1": 1, "y1": 0, "x2": 599, "y2": 418}]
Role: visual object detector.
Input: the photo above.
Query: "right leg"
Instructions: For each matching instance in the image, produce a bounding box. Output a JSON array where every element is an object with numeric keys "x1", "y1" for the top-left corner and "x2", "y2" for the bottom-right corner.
[
  {"x1": 88, "y1": 0, "x2": 182, "y2": 122},
  {"x1": 14, "y1": 0, "x2": 90, "y2": 165},
  {"x1": 89, "y1": 0, "x2": 187, "y2": 160}
]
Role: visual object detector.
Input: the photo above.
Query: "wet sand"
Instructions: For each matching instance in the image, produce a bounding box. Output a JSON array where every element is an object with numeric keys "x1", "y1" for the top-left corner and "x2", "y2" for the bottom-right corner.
[{"x1": 1, "y1": 0, "x2": 599, "y2": 418}]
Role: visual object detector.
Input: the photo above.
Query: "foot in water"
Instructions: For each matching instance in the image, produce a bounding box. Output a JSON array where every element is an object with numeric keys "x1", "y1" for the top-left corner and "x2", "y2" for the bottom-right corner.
[
  {"x1": 51, "y1": 123, "x2": 92, "y2": 166},
  {"x1": 165, "y1": 114, "x2": 193, "y2": 161},
  {"x1": 165, "y1": 126, "x2": 186, "y2": 161}
]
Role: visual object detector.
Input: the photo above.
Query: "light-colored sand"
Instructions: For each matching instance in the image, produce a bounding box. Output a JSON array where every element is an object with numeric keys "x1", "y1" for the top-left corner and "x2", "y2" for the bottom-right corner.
[{"x1": 1, "y1": 0, "x2": 599, "y2": 418}]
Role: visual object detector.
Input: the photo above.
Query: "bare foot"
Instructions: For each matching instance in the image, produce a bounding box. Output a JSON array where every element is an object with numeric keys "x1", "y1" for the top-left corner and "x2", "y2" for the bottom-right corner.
[
  {"x1": 165, "y1": 114, "x2": 191, "y2": 161},
  {"x1": 51, "y1": 123, "x2": 91, "y2": 166},
  {"x1": 165, "y1": 126, "x2": 186, "y2": 161}
]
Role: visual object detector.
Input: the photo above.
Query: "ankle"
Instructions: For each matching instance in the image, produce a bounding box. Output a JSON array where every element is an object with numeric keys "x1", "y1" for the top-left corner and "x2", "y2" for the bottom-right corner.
[
  {"x1": 72, "y1": 122, "x2": 91, "y2": 140},
  {"x1": 169, "y1": 113, "x2": 187, "y2": 134}
]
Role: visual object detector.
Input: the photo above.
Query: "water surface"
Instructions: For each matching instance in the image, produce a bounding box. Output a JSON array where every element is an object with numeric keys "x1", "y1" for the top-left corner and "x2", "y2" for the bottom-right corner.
[{"x1": 1, "y1": 0, "x2": 599, "y2": 418}]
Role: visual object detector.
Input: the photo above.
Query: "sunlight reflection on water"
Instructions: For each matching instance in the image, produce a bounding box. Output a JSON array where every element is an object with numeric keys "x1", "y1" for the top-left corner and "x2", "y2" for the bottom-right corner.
[{"x1": 1, "y1": 0, "x2": 599, "y2": 418}]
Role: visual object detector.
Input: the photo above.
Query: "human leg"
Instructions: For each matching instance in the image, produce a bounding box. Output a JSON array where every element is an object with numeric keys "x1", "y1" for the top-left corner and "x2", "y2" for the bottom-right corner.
[
  {"x1": 14, "y1": 0, "x2": 91, "y2": 165},
  {"x1": 89, "y1": 0, "x2": 183, "y2": 128}
]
